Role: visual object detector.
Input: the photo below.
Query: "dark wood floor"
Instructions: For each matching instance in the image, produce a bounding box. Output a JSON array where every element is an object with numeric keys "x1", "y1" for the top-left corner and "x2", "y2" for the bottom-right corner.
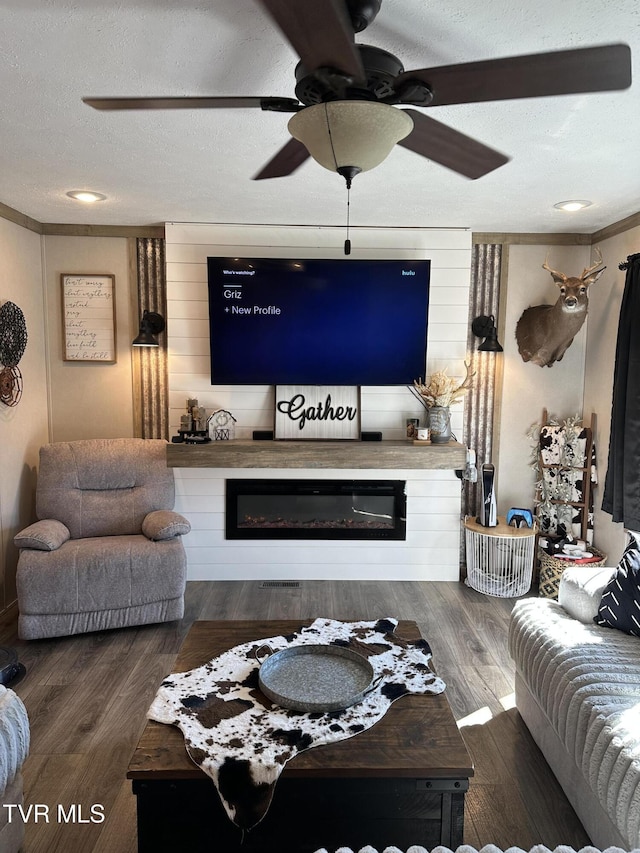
[{"x1": 0, "y1": 580, "x2": 590, "y2": 853}]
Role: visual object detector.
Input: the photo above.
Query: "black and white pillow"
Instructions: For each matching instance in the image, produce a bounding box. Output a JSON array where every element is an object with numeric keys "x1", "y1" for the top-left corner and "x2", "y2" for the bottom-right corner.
[{"x1": 594, "y1": 538, "x2": 640, "y2": 637}]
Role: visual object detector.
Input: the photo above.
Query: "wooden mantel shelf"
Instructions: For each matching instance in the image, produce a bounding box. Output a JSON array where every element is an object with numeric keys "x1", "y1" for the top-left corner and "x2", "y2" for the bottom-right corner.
[{"x1": 166, "y1": 439, "x2": 466, "y2": 470}]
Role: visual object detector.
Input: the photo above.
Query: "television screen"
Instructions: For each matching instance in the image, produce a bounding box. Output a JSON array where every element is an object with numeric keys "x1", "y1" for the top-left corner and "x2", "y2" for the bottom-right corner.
[{"x1": 207, "y1": 257, "x2": 430, "y2": 385}]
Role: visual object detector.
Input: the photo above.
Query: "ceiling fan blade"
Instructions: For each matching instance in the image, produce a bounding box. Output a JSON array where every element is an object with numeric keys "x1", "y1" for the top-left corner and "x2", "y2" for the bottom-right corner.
[
  {"x1": 83, "y1": 96, "x2": 301, "y2": 112},
  {"x1": 397, "y1": 43, "x2": 631, "y2": 107},
  {"x1": 398, "y1": 110, "x2": 509, "y2": 179},
  {"x1": 252, "y1": 138, "x2": 311, "y2": 180},
  {"x1": 258, "y1": 0, "x2": 365, "y2": 83}
]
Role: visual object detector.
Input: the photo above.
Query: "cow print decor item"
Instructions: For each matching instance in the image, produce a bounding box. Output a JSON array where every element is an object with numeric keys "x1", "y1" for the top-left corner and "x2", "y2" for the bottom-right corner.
[
  {"x1": 594, "y1": 538, "x2": 640, "y2": 637},
  {"x1": 148, "y1": 617, "x2": 445, "y2": 830},
  {"x1": 534, "y1": 421, "x2": 597, "y2": 542}
]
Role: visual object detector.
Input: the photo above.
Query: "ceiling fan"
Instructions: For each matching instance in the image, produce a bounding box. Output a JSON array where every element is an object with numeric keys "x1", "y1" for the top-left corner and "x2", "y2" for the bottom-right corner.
[{"x1": 83, "y1": 0, "x2": 632, "y2": 185}]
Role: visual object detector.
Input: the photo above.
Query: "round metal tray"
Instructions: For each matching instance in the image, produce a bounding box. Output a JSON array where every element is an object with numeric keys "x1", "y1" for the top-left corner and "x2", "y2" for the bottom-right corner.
[{"x1": 257, "y1": 644, "x2": 376, "y2": 712}]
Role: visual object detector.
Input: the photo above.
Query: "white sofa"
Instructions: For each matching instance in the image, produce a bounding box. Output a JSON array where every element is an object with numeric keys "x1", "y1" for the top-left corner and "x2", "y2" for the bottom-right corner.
[
  {"x1": 509, "y1": 562, "x2": 640, "y2": 850},
  {"x1": 0, "y1": 684, "x2": 30, "y2": 853}
]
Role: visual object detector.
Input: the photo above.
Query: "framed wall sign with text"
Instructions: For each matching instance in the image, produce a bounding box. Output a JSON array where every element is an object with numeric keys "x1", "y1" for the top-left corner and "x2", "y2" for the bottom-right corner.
[
  {"x1": 275, "y1": 385, "x2": 360, "y2": 440},
  {"x1": 61, "y1": 274, "x2": 116, "y2": 362}
]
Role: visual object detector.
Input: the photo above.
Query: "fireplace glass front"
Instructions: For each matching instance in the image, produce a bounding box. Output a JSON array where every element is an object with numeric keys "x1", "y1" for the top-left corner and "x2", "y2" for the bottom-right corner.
[{"x1": 226, "y1": 479, "x2": 406, "y2": 540}]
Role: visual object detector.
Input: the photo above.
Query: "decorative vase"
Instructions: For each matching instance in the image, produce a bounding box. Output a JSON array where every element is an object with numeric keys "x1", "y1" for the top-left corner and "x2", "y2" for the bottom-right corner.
[{"x1": 428, "y1": 406, "x2": 452, "y2": 444}]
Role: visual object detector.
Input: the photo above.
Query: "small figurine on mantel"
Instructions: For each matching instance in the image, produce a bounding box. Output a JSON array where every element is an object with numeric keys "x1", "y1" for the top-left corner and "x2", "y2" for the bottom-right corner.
[
  {"x1": 207, "y1": 409, "x2": 237, "y2": 441},
  {"x1": 187, "y1": 398, "x2": 207, "y2": 432}
]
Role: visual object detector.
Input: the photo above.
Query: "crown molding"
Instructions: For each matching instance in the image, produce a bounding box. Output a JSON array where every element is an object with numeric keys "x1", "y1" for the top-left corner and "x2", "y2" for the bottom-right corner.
[
  {"x1": 0, "y1": 200, "x2": 43, "y2": 233},
  {"x1": 472, "y1": 232, "x2": 590, "y2": 245},
  {"x1": 2, "y1": 197, "x2": 638, "y2": 245},
  {"x1": 40, "y1": 223, "x2": 165, "y2": 238},
  {"x1": 590, "y1": 210, "x2": 640, "y2": 243},
  {"x1": 0, "y1": 199, "x2": 164, "y2": 238}
]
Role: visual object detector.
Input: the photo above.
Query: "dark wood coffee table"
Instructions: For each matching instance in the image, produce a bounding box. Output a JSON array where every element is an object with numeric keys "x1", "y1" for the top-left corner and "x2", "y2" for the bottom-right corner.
[{"x1": 128, "y1": 619, "x2": 473, "y2": 852}]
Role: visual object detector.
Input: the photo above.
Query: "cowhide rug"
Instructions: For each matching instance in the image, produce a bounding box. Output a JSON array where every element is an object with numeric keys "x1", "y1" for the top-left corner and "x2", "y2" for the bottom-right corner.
[{"x1": 148, "y1": 617, "x2": 445, "y2": 830}]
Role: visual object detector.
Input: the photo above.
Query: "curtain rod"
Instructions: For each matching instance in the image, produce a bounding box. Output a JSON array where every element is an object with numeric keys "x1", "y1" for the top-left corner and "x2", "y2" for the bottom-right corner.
[{"x1": 618, "y1": 252, "x2": 640, "y2": 270}]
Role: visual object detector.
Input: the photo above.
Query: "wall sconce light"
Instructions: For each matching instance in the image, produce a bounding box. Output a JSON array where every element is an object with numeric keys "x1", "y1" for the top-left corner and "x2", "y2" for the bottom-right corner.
[
  {"x1": 472, "y1": 315, "x2": 503, "y2": 352},
  {"x1": 132, "y1": 310, "x2": 165, "y2": 347}
]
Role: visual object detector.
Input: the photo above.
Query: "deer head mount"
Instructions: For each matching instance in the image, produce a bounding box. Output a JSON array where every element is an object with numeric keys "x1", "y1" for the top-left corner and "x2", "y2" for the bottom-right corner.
[{"x1": 515, "y1": 248, "x2": 606, "y2": 367}]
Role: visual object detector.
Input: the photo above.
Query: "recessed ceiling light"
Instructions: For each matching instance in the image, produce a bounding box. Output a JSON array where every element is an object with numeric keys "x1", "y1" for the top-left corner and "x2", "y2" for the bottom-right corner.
[
  {"x1": 553, "y1": 199, "x2": 592, "y2": 212},
  {"x1": 66, "y1": 190, "x2": 107, "y2": 203}
]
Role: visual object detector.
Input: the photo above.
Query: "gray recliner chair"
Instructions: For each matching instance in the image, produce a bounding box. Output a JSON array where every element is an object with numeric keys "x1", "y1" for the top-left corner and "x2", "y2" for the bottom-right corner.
[{"x1": 14, "y1": 438, "x2": 190, "y2": 640}]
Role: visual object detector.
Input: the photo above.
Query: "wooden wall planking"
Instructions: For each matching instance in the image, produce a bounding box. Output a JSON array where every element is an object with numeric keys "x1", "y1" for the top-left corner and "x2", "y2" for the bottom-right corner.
[{"x1": 165, "y1": 223, "x2": 471, "y2": 581}]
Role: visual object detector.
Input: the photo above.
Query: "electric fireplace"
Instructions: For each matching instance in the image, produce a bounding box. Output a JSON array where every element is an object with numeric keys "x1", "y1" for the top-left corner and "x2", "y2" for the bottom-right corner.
[{"x1": 226, "y1": 479, "x2": 407, "y2": 540}]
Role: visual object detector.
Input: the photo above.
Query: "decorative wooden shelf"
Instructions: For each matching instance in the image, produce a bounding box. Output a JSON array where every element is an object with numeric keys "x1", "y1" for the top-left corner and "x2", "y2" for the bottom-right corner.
[{"x1": 166, "y1": 439, "x2": 466, "y2": 470}]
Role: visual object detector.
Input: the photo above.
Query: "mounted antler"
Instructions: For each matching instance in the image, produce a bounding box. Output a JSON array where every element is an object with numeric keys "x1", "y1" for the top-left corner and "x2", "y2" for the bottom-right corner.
[
  {"x1": 516, "y1": 248, "x2": 606, "y2": 367},
  {"x1": 542, "y1": 247, "x2": 604, "y2": 284},
  {"x1": 541, "y1": 255, "x2": 567, "y2": 283}
]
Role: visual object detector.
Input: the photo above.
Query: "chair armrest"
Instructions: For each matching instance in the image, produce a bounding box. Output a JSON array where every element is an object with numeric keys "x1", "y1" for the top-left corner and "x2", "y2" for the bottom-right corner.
[
  {"x1": 14, "y1": 519, "x2": 70, "y2": 551},
  {"x1": 142, "y1": 510, "x2": 191, "y2": 541}
]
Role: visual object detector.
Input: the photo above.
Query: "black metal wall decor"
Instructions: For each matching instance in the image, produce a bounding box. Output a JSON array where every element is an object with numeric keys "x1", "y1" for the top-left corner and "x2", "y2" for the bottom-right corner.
[{"x1": 0, "y1": 300, "x2": 28, "y2": 407}]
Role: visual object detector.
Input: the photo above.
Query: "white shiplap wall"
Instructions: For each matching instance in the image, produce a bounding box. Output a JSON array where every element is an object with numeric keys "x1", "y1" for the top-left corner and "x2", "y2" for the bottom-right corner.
[{"x1": 166, "y1": 223, "x2": 471, "y2": 581}]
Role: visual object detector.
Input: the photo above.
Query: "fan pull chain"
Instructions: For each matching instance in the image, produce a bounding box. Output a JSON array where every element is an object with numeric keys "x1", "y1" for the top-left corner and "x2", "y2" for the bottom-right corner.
[{"x1": 344, "y1": 183, "x2": 351, "y2": 255}]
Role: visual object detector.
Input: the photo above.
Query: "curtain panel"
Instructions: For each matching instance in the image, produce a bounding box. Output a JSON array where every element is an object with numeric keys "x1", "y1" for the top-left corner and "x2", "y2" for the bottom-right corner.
[
  {"x1": 135, "y1": 237, "x2": 169, "y2": 439},
  {"x1": 462, "y1": 243, "x2": 502, "y2": 521},
  {"x1": 602, "y1": 252, "x2": 640, "y2": 531}
]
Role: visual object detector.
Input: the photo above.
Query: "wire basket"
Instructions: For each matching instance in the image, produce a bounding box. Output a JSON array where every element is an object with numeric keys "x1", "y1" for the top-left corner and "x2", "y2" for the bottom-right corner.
[
  {"x1": 537, "y1": 546, "x2": 607, "y2": 600},
  {"x1": 465, "y1": 525, "x2": 536, "y2": 598}
]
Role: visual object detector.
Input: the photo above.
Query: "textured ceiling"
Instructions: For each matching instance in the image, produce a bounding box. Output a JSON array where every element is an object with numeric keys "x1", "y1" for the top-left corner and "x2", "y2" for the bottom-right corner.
[{"x1": 1, "y1": 0, "x2": 640, "y2": 233}]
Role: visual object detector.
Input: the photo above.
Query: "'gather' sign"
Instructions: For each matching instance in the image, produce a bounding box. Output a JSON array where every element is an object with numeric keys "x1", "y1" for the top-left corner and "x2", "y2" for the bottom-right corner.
[{"x1": 274, "y1": 386, "x2": 360, "y2": 440}]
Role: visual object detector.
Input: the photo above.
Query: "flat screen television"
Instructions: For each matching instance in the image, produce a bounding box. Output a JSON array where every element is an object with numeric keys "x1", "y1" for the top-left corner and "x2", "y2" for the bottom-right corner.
[{"x1": 207, "y1": 256, "x2": 430, "y2": 385}]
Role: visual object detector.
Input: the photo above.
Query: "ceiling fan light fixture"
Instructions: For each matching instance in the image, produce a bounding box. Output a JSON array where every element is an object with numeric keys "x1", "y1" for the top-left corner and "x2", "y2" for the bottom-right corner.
[{"x1": 287, "y1": 101, "x2": 413, "y2": 175}]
